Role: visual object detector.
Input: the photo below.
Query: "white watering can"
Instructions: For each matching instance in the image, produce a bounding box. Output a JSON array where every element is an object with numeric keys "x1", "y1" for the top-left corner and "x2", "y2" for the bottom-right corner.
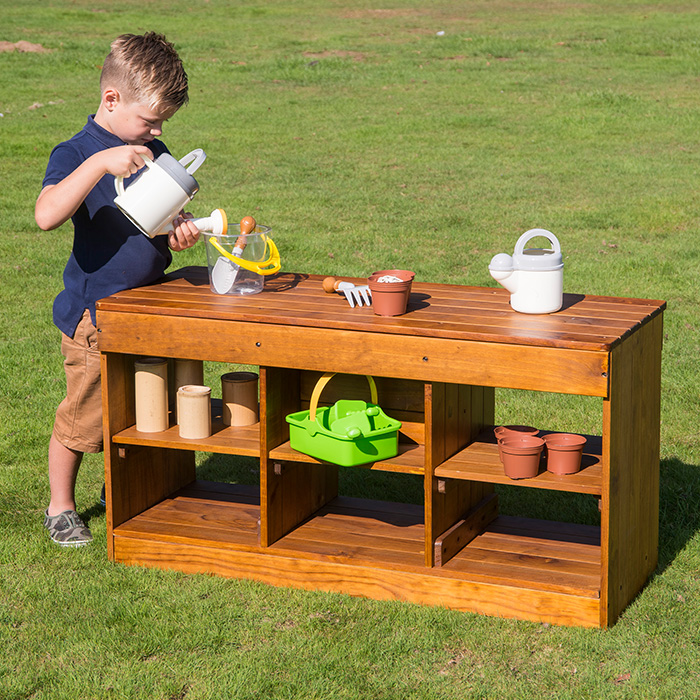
[
  {"x1": 488, "y1": 229, "x2": 564, "y2": 314},
  {"x1": 114, "y1": 148, "x2": 211, "y2": 238}
]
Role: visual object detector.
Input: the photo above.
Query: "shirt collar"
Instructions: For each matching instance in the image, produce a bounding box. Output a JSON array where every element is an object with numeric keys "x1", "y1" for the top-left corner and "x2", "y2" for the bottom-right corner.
[{"x1": 84, "y1": 115, "x2": 128, "y2": 148}]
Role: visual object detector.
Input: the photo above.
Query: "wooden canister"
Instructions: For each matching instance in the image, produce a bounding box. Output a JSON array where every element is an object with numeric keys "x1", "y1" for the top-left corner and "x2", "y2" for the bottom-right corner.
[
  {"x1": 177, "y1": 385, "x2": 212, "y2": 439},
  {"x1": 172, "y1": 359, "x2": 204, "y2": 421},
  {"x1": 221, "y1": 371, "x2": 259, "y2": 426},
  {"x1": 134, "y1": 357, "x2": 169, "y2": 433}
]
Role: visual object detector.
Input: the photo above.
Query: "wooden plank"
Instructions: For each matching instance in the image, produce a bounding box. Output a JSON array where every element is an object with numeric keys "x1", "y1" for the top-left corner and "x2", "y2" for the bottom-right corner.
[
  {"x1": 113, "y1": 531, "x2": 601, "y2": 627},
  {"x1": 272, "y1": 532, "x2": 426, "y2": 569},
  {"x1": 115, "y1": 481, "x2": 262, "y2": 551},
  {"x1": 138, "y1": 497, "x2": 261, "y2": 530},
  {"x1": 111, "y1": 270, "x2": 659, "y2": 336},
  {"x1": 97, "y1": 269, "x2": 664, "y2": 353},
  {"x1": 274, "y1": 500, "x2": 426, "y2": 568},
  {"x1": 97, "y1": 294, "x2": 625, "y2": 351},
  {"x1": 97, "y1": 310, "x2": 611, "y2": 396},
  {"x1": 109, "y1": 288, "x2": 654, "y2": 351},
  {"x1": 117, "y1": 519, "x2": 261, "y2": 551},
  {"x1": 441, "y1": 548, "x2": 600, "y2": 598},
  {"x1": 475, "y1": 531, "x2": 600, "y2": 565},
  {"x1": 600, "y1": 313, "x2": 662, "y2": 627},
  {"x1": 302, "y1": 506, "x2": 424, "y2": 537},
  {"x1": 434, "y1": 493, "x2": 499, "y2": 566}
]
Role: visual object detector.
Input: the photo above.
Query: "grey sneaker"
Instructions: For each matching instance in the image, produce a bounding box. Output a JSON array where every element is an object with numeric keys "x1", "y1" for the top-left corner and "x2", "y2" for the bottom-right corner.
[{"x1": 44, "y1": 509, "x2": 93, "y2": 547}]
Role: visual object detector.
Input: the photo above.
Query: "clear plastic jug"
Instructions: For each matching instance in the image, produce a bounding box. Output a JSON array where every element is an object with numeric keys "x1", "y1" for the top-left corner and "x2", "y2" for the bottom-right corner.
[{"x1": 203, "y1": 224, "x2": 280, "y2": 295}]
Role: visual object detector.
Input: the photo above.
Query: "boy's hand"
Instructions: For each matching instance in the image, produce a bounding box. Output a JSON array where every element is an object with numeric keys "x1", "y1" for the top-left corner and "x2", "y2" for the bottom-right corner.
[
  {"x1": 35, "y1": 145, "x2": 154, "y2": 230},
  {"x1": 100, "y1": 145, "x2": 154, "y2": 178},
  {"x1": 168, "y1": 213, "x2": 200, "y2": 251}
]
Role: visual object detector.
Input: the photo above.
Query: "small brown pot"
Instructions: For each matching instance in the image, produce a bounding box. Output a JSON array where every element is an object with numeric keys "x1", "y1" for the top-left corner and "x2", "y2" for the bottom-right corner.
[
  {"x1": 494, "y1": 425, "x2": 539, "y2": 463},
  {"x1": 544, "y1": 433, "x2": 587, "y2": 475},
  {"x1": 500, "y1": 435, "x2": 544, "y2": 479},
  {"x1": 369, "y1": 269, "x2": 415, "y2": 285},
  {"x1": 494, "y1": 424, "x2": 539, "y2": 440},
  {"x1": 368, "y1": 271, "x2": 414, "y2": 317}
]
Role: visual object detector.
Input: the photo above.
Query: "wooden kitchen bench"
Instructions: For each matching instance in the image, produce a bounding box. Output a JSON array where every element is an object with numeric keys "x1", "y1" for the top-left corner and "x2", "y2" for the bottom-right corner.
[{"x1": 96, "y1": 266, "x2": 665, "y2": 628}]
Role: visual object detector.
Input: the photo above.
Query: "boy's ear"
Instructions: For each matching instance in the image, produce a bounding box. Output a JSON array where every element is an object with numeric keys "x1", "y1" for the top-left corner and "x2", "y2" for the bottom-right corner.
[{"x1": 102, "y1": 87, "x2": 121, "y2": 112}]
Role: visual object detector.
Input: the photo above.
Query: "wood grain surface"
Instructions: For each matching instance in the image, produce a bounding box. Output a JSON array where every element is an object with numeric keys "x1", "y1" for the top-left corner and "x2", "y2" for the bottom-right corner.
[{"x1": 97, "y1": 267, "x2": 665, "y2": 352}]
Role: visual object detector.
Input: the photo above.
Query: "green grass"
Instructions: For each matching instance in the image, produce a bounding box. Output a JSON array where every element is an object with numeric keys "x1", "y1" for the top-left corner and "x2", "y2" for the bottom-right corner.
[{"x1": 2, "y1": 0, "x2": 700, "y2": 698}]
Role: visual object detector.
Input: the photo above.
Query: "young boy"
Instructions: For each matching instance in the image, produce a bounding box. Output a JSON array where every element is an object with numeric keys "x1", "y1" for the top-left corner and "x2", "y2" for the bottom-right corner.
[{"x1": 35, "y1": 32, "x2": 200, "y2": 546}]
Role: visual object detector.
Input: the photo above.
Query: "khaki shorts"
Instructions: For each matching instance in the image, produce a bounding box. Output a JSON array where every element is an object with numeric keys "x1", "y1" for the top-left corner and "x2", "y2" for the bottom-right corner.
[{"x1": 52, "y1": 310, "x2": 104, "y2": 453}]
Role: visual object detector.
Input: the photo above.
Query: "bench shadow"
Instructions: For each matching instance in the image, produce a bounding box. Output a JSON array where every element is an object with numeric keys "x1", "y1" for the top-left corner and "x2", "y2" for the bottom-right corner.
[{"x1": 655, "y1": 457, "x2": 700, "y2": 573}]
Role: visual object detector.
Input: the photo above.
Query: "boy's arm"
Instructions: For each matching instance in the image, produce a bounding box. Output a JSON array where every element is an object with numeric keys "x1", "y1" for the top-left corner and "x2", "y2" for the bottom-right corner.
[{"x1": 35, "y1": 145, "x2": 153, "y2": 231}]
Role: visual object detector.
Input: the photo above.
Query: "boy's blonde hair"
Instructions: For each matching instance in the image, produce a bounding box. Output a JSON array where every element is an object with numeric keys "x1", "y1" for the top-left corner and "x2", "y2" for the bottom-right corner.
[{"x1": 100, "y1": 32, "x2": 188, "y2": 115}]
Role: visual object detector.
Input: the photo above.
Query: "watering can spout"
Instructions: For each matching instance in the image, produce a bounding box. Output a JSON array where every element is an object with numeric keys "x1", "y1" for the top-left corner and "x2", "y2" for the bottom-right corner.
[
  {"x1": 489, "y1": 253, "x2": 518, "y2": 293},
  {"x1": 191, "y1": 208, "x2": 228, "y2": 236}
]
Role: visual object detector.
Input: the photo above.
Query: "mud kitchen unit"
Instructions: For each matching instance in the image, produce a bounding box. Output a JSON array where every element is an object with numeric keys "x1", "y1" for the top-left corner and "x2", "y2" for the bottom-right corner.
[{"x1": 96, "y1": 267, "x2": 665, "y2": 628}]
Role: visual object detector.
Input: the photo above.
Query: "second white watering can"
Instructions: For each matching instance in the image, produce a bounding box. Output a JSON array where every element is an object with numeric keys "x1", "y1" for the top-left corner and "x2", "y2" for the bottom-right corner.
[
  {"x1": 114, "y1": 149, "x2": 207, "y2": 238},
  {"x1": 488, "y1": 229, "x2": 564, "y2": 314}
]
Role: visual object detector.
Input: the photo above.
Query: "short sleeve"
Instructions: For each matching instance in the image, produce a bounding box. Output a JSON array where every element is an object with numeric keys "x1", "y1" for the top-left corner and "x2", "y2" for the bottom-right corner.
[{"x1": 43, "y1": 141, "x2": 83, "y2": 188}]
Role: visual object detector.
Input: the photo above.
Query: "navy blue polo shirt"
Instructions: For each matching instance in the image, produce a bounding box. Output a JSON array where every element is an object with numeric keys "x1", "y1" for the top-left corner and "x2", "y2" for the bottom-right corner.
[{"x1": 43, "y1": 116, "x2": 173, "y2": 337}]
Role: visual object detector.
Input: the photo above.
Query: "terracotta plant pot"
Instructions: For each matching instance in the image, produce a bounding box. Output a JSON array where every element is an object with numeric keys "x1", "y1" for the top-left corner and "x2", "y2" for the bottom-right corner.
[
  {"x1": 494, "y1": 425, "x2": 539, "y2": 463},
  {"x1": 494, "y1": 424, "x2": 539, "y2": 440},
  {"x1": 368, "y1": 269, "x2": 415, "y2": 317},
  {"x1": 369, "y1": 269, "x2": 415, "y2": 286},
  {"x1": 544, "y1": 433, "x2": 587, "y2": 475},
  {"x1": 500, "y1": 435, "x2": 544, "y2": 479}
]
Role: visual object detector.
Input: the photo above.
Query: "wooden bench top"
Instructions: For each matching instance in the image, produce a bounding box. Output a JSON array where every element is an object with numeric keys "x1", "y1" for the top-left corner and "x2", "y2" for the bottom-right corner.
[{"x1": 95, "y1": 266, "x2": 665, "y2": 353}]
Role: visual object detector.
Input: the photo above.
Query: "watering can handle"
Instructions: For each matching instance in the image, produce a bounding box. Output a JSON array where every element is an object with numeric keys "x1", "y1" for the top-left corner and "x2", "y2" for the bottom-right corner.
[
  {"x1": 179, "y1": 148, "x2": 207, "y2": 175},
  {"x1": 309, "y1": 373, "x2": 378, "y2": 423},
  {"x1": 114, "y1": 154, "x2": 155, "y2": 198},
  {"x1": 513, "y1": 228, "x2": 560, "y2": 256}
]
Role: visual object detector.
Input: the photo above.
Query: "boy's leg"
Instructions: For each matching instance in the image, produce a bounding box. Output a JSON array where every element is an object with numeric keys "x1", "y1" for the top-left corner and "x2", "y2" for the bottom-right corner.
[
  {"x1": 45, "y1": 432, "x2": 92, "y2": 546},
  {"x1": 46, "y1": 310, "x2": 103, "y2": 546},
  {"x1": 47, "y1": 434, "x2": 83, "y2": 515}
]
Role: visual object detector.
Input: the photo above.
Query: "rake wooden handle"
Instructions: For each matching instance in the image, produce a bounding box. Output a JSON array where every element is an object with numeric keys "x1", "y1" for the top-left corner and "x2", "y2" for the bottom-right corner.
[{"x1": 323, "y1": 276, "x2": 342, "y2": 293}]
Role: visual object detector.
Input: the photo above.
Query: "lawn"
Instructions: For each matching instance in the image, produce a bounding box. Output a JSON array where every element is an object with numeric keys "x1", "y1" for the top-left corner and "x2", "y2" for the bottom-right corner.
[{"x1": 1, "y1": 1, "x2": 699, "y2": 698}]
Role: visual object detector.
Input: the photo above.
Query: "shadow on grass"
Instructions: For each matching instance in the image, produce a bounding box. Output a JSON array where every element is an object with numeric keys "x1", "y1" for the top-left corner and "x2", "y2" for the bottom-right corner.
[
  {"x1": 657, "y1": 457, "x2": 700, "y2": 572},
  {"x1": 194, "y1": 452, "x2": 425, "y2": 505},
  {"x1": 81, "y1": 501, "x2": 107, "y2": 526},
  {"x1": 196, "y1": 453, "x2": 260, "y2": 487}
]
